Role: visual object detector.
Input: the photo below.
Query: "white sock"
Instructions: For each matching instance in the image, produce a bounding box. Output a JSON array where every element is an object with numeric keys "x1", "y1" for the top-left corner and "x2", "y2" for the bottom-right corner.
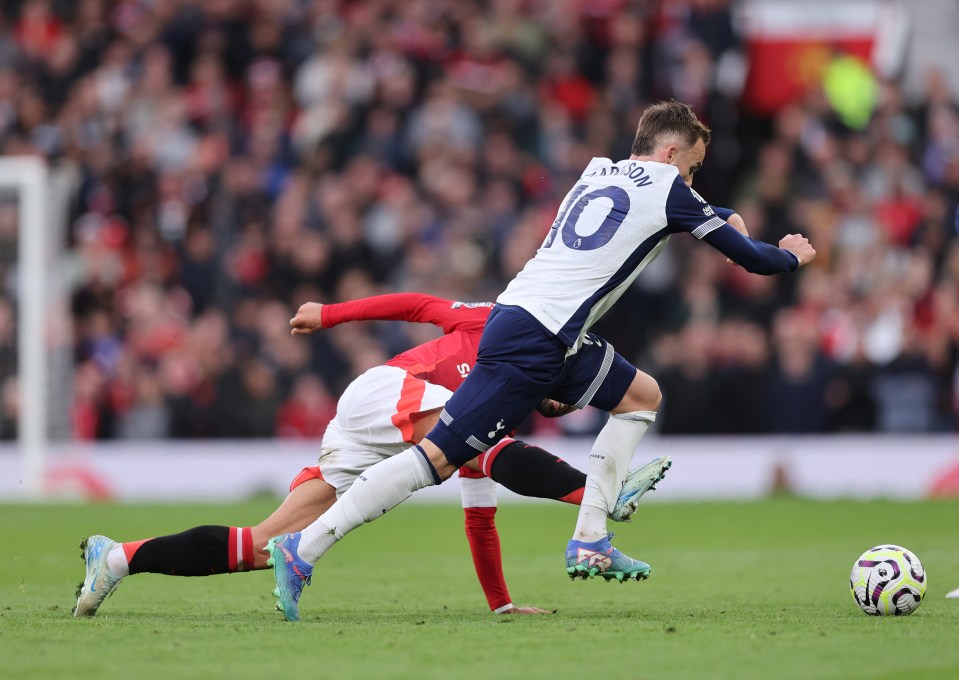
[
  {"x1": 573, "y1": 410, "x2": 656, "y2": 542},
  {"x1": 297, "y1": 446, "x2": 438, "y2": 564},
  {"x1": 107, "y1": 544, "x2": 130, "y2": 578}
]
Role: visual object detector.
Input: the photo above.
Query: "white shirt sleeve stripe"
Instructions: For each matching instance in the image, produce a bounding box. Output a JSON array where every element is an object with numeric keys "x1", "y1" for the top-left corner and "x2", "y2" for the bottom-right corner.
[{"x1": 691, "y1": 216, "x2": 725, "y2": 239}]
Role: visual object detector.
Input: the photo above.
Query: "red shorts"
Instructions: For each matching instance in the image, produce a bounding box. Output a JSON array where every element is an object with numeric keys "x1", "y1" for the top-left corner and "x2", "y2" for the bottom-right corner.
[{"x1": 289, "y1": 466, "x2": 325, "y2": 492}]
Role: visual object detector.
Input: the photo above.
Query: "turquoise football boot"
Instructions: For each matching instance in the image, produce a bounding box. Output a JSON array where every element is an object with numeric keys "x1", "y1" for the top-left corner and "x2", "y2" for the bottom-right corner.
[
  {"x1": 565, "y1": 533, "x2": 651, "y2": 582},
  {"x1": 267, "y1": 533, "x2": 313, "y2": 622}
]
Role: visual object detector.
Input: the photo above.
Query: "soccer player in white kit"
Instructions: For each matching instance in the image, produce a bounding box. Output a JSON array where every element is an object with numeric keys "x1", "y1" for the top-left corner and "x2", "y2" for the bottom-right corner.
[{"x1": 268, "y1": 100, "x2": 817, "y2": 621}]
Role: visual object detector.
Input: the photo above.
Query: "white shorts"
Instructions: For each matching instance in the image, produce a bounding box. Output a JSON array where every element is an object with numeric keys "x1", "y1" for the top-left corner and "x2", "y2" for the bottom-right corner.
[{"x1": 317, "y1": 365, "x2": 453, "y2": 495}]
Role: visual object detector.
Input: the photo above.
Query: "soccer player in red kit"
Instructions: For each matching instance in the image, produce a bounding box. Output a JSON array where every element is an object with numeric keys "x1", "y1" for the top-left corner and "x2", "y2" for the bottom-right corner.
[{"x1": 74, "y1": 294, "x2": 670, "y2": 618}]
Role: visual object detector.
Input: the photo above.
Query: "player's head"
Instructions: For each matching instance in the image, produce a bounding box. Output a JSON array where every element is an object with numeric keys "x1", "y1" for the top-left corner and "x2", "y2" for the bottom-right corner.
[{"x1": 631, "y1": 100, "x2": 711, "y2": 187}]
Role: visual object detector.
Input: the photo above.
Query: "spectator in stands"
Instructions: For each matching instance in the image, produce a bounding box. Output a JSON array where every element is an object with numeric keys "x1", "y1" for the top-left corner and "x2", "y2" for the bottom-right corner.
[{"x1": 0, "y1": 1, "x2": 954, "y2": 440}]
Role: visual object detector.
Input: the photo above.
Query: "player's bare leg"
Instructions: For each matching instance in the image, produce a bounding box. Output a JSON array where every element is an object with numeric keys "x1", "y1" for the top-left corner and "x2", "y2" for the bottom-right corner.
[
  {"x1": 566, "y1": 369, "x2": 660, "y2": 581},
  {"x1": 249, "y1": 479, "x2": 335, "y2": 568}
]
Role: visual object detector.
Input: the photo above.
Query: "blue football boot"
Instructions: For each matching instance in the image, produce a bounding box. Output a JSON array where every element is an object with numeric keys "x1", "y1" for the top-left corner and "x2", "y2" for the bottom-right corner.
[
  {"x1": 73, "y1": 535, "x2": 123, "y2": 617},
  {"x1": 610, "y1": 455, "x2": 672, "y2": 522},
  {"x1": 266, "y1": 533, "x2": 313, "y2": 621},
  {"x1": 565, "y1": 533, "x2": 651, "y2": 582}
]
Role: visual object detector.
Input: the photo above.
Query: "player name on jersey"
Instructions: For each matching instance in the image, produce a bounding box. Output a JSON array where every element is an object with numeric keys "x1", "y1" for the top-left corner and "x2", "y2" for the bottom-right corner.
[{"x1": 585, "y1": 161, "x2": 653, "y2": 189}]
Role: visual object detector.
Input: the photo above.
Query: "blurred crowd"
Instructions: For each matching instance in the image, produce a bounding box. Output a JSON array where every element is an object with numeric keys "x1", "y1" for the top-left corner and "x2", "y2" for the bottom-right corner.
[{"x1": 0, "y1": 0, "x2": 956, "y2": 440}]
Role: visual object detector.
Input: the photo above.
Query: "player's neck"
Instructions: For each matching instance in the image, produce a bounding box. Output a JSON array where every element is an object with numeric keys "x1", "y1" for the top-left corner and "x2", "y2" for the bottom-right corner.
[{"x1": 629, "y1": 153, "x2": 665, "y2": 163}]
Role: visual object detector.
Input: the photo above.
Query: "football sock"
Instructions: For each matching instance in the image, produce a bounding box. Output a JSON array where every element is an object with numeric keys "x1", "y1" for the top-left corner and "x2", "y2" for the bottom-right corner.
[
  {"x1": 113, "y1": 526, "x2": 255, "y2": 576},
  {"x1": 460, "y1": 474, "x2": 512, "y2": 612},
  {"x1": 483, "y1": 439, "x2": 586, "y2": 505},
  {"x1": 464, "y1": 506, "x2": 511, "y2": 612},
  {"x1": 297, "y1": 446, "x2": 439, "y2": 564},
  {"x1": 573, "y1": 410, "x2": 656, "y2": 542}
]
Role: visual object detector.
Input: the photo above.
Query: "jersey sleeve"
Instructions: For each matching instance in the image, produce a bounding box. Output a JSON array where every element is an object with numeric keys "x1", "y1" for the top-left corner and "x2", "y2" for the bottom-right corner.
[
  {"x1": 702, "y1": 223, "x2": 800, "y2": 274},
  {"x1": 321, "y1": 293, "x2": 489, "y2": 333},
  {"x1": 712, "y1": 205, "x2": 736, "y2": 221},
  {"x1": 665, "y1": 177, "x2": 798, "y2": 274},
  {"x1": 664, "y1": 174, "x2": 729, "y2": 239}
]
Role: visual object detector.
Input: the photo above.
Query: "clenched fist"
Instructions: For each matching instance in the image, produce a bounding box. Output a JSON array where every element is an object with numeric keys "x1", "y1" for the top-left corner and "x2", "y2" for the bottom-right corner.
[
  {"x1": 779, "y1": 234, "x2": 816, "y2": 267},
  {"x1": 290, "y1": 302, "x2": 324, "y2": 335}
]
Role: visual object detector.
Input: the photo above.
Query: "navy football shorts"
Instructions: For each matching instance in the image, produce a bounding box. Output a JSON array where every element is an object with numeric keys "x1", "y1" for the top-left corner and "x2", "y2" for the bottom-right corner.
[{"x1": 428, "y1": 305, "x2": 637, "y2": 467}]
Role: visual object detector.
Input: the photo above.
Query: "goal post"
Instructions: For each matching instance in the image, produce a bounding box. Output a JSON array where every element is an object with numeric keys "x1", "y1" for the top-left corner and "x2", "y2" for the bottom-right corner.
[{"x1": 0, "y1": 156, "x2": 49, "y2": 498}]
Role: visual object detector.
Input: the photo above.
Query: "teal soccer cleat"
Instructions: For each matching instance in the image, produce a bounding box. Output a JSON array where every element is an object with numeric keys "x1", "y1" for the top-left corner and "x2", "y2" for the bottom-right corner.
[
  {"x1": 267, "y1": 533, "x2": 313, "y2": 622},
  {"x1": 610, "y1": 455, "x2": 672, "y2": 522},
  {"x1": 565, "y1": 533, "x2": 651, "y2": 582},
  {"x1": 73, "y1": 535, "x2": 122, "y2": 617}
]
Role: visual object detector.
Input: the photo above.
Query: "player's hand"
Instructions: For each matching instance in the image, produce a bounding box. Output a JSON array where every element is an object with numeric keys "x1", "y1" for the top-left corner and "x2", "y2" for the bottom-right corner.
[
  {"x1": 536, "y1": 399, "x2": 575, "y2": 418},
  {"x1": 499, "y1": 606, "x2": 557, "y2": 615},
  {"x1": 290, "y1": 302, "x2": 324, "y2": 335},
  {"x1": 725, "y1": 213, "x2": 748, "y2": 264},
  {"x1": 779, "y1": 234, "x2": 816, "y2": 267}
]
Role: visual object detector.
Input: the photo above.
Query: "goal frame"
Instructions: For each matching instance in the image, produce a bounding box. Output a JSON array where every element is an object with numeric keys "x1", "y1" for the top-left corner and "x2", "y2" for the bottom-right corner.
[{"x1": 0, "y1": 156, "x2": 49, "y2": 498}]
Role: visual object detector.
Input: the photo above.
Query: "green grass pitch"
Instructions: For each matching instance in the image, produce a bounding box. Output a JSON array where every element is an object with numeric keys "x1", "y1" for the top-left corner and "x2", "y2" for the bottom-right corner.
[{"x1": 2, "y1": 498, "x2": 958, "y2": 680}]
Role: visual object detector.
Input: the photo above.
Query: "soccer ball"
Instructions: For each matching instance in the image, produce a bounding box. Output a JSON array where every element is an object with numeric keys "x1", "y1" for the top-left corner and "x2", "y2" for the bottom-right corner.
[{"x1": 849, "y1": 545, "x2": 926, "y2": 616}]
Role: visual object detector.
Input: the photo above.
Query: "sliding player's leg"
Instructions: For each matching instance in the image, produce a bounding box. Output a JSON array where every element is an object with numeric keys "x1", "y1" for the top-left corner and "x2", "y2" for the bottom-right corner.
[
  {"x1": 73, "y1": 474, "x2": 336, "y2": 617},
  {"x1": 472, "y1": 437, "x2": 585, "y2": 505},
  {"x1": 270, "y1": 310, "x2": 565, "y2": 619}
]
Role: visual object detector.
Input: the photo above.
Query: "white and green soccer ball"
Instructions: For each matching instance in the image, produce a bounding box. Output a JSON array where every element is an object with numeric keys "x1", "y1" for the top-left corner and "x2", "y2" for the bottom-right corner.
[{"x1": 850, "y1": 545, "x2": 926, "y2": 616}]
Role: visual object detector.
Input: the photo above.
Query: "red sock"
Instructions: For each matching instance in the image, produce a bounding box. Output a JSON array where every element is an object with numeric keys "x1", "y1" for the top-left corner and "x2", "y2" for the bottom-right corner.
[
  {"x1": 122, "y1": 539, "x2": 151, "y2": 563},
  {"x1": 559, "y1": 487, "x2": 584, "y2": 505},
  {"x1": 464, "y1": 506, "x2": 512, "y2": 612},
  {"x1": 227, "y1": 527, "x2": 255, "y2": 572}
]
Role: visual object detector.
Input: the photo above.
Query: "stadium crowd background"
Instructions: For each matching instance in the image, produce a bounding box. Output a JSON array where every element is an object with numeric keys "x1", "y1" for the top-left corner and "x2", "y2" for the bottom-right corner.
[{"x1": 0, "y1": 0, "x2": 957, "y2": 440}]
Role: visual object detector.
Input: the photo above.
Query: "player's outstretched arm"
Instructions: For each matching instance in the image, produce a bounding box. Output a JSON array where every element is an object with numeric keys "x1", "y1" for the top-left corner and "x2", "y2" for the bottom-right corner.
[
  {"x1": 665, "y1": 177, "x2": 812, "y2": 274},
  {"x1": 291, "y1": 293, "x2": 487, "y2": 335},
  {"x1": 702, "y1": 224, "x2": 815, "y2": 274}
]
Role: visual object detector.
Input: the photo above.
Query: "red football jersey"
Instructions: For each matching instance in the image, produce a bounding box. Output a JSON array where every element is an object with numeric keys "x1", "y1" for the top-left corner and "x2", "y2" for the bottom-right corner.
[{"x1": 320, "y1": 293, "x2": 491, "y2": 392}]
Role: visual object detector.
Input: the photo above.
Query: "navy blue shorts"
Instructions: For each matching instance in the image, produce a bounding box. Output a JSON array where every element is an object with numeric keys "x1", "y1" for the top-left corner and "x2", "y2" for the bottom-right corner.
[{"x1": 428, "y1": 305, "x2": 637, "y2": 467}]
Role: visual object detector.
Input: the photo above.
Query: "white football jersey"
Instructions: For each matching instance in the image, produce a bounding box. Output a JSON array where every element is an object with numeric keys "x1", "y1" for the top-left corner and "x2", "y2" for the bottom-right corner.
[{"x1": 497, "y1": 157, "x2": 727, "y2": 351}]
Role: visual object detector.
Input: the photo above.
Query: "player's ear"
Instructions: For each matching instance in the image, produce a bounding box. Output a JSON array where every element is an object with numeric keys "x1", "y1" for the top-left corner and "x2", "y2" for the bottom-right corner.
[{"x1": 663, "y1": 143, "x2": 679, "y2": 164}]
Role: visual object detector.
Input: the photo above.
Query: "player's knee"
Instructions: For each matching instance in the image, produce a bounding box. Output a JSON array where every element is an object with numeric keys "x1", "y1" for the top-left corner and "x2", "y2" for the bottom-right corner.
[
  {"x1": 647, "y1": 378, "x2": 662, "y2": 411},
  {"x1": 617, "y1": 372, "x2": 661, "y2": 413}
]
